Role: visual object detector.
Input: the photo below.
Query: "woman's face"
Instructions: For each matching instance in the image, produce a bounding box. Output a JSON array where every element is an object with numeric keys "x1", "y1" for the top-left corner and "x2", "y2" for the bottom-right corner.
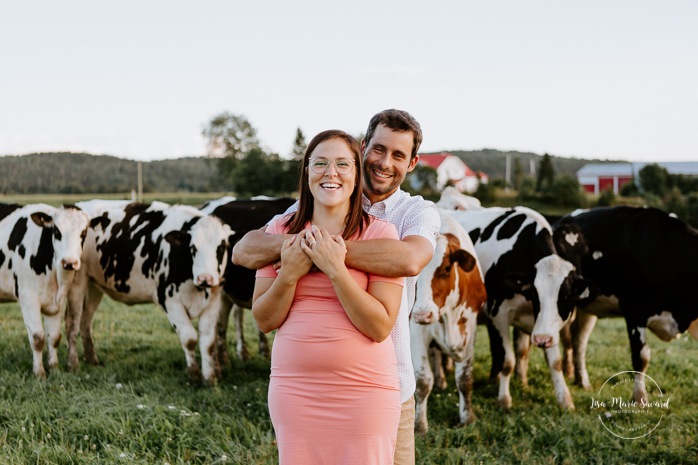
[{"x1": 307, "y1": 138, "x2": 357, "y2": 210}]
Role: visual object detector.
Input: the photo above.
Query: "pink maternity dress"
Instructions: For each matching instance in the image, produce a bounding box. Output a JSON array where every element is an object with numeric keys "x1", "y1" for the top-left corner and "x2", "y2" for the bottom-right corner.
[{"x1": 257, "y1": 215, "x2": 403, "y2": 465}]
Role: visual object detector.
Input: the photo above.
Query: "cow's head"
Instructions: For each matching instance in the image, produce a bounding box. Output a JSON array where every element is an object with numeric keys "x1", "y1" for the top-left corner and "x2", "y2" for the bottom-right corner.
[
  {"x1": 412, "y1": 233, "x2": 484, "y2": 316},
  {"x1": 511, "y1": 254, "x2": 592, "y2": 348},
  {"x1": 31, "y1": 205, "x2": 90, "y2": 273},
  {"x1": 412, "y1": 233, "x2": 487, "y2": 355},
  {"x1": 165, "y1": 215, "x2": 234, "y2": 289}
]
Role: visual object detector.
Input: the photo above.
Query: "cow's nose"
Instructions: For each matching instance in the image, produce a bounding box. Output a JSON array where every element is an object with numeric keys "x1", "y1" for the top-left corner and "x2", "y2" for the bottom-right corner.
[
  {"x1": 61, "y1": 258, "x2": 80, "y2": 271},
  {"x1": 196, "y1": 274, "x2": 214, "y2": 288},
  {"x1": 412, "y1": 310, "x2": 434, "y2": 325},
  {"x1": 533, "y1": 334, "x2": 554, "y2": 348}
]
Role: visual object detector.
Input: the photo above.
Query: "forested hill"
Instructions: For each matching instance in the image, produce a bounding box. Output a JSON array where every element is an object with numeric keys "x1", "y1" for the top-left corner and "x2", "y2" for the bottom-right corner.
[
  {"x1": 0, "y1": 152, "x2": 220, "y2": 194},
  {"x1": 0, "y1": 150, "x2": 606, "y2": 194},
  {"x1": 450, "y1": 149, "x2": 605, "y2": 179}
]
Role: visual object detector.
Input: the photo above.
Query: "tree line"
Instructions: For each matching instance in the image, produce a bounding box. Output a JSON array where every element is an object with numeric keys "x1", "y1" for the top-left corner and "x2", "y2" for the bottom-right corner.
[
  {"x1": 3, "y1": 111, "x2": 695, "y2": 228},
  {"x1": 0, "y1": 153, "x2": 221, "y2": 194}
]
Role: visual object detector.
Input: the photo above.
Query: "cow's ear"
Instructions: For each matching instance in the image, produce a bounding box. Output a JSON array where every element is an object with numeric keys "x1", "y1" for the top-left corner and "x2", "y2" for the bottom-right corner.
[
  {"x1": 502, "y1": 271, "x2": 532, "y2": 293},
  {"x1": 165, "y1": 231, "x2": 191, "y2": 248},
  {"x1": 30, "y1": 212, "x2": 54, "y2": 228},
  {"x1": 452, "y1": 249, "x2": 476, "y2": 273},
  {"x1": 572, "y1": 277, "x2": 597, "y2": 306},
  {"x1": 552, "y1": 222, "x2": 588, "y2": 268},
  {"x1": 90, "y1": 216, "x2": 108, "y2": 230}
]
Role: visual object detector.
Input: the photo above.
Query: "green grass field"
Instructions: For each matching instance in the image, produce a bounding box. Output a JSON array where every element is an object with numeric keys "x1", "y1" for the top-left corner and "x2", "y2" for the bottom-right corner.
[{"x1": 1, "y1": 298, "x2": 696, "y2": 464}]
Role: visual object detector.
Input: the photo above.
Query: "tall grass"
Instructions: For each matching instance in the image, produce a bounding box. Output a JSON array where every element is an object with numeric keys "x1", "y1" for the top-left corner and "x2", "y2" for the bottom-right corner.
[{"x1": 1, "y1": 299, "x2": 696, "y2": 464}]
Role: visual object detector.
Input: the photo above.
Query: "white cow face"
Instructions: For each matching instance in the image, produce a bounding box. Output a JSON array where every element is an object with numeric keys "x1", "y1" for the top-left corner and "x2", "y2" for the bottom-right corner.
[
  {"x1": 31, "y1": 206, "x2": 90, "y2": 272},
  {"x1": 165, "y1": 215, "x2": 233, "y2": 288},
  {"x1": 530, "y1": 254, "x2": 594, "y2": 348}
]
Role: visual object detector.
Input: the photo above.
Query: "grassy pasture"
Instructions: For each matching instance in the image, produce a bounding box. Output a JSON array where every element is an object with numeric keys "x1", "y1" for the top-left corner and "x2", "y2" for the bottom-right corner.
[{"x1": 0, "y1": 298, "x2": 696, "y2": 464}]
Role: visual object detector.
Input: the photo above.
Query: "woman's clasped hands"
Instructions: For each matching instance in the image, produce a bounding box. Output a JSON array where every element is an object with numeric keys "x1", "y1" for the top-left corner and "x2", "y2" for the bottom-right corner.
[{"x1": 278, "y1": 225, "x2": 347, "y2": 281}]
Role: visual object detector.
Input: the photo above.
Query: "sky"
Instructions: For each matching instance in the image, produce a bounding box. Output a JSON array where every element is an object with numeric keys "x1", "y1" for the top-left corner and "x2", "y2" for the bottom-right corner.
[{"x1": 1, "y1": 1, "x2": 697, "y2": 163}]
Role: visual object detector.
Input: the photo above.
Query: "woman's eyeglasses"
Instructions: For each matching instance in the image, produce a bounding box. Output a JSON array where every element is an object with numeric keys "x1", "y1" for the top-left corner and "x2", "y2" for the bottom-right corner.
[{"x1": 308, "y1": 157, "x2": 355, "y2": 175}]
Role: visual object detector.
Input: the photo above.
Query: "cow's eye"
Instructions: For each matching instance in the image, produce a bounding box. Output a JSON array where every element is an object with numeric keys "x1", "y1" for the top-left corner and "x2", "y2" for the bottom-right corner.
[
  {"x1": 53, "y1": 228, "x2": 63, "y2": 240},
  {"x1": 190, "y1": 245, "x2": 197, "y2": 256}
]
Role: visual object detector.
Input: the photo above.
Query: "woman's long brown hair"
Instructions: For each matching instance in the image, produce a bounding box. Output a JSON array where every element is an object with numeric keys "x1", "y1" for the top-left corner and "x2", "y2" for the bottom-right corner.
[{"x1": 284, "y1": 129, "x2": 370, "y2": 239}]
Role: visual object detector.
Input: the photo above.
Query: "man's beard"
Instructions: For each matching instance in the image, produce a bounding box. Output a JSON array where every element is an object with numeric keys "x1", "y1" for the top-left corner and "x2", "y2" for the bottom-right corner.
[{"x1": 363, "y1": 163, "x2": 400, "y2": 196}]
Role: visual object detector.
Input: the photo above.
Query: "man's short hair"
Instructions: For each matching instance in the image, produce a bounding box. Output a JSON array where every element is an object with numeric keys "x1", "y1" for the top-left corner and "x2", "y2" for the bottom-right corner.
[{"x1": 365, "y1": 109, "x2": 423, "y2": 160}]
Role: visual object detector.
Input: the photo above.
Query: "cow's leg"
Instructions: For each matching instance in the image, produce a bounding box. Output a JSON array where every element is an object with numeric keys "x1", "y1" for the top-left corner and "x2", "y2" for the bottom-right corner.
[
  {"x1": 216, "y1": 296, "x2": 234, "y2": 367},
  {"x1": 485, "y1": 320, "x2": 504, "y2": 383},
  {"x1": 232, "y1": 303, "x2": 251, "y2": 361},
  {"x1": 80, "y1": 285, "x2": 104, "y2": 366},
  {"x1": 21, "y1": 300, "x2": 47, "y2": 378},
  {"x1": 431, "y1": 346, "x2": 448, "y2": 390},
  {"x1": 626, "y1": 322, "x2": 650, "y2": 403},
  {"x1": 489, "y1": 315, "x2": 514, "y2": 409},
  {"x1": 455, "y1": 318, "x2": 477, "y2": 425},
  {"x1": 44, "y1": 310, "x2": 63, "y2": 372},
  {"x1": 443, "y1": 352, "x2": 455, "y2": 376},
  {"x1": 543, "y1": 344, "x2": 575, "y2": 410},
  {"x1": 65, "y1": 274, "x2": 88, "y2": 371},
  {"x1": 257, "y1": 325, "x2": 270, "y2": 358},
  {"x1": 559, "y1": 319, "x2": 574, "y2": 379},
  {"x1": 164, "y1": 302, "x2": 201, "y2": 383},
  {"x1": 411, "y1": 324, "x2": 433, "y2": 435},
  {"x1": 572, "y1": 311, "x2": 597, "y2": 389},
  {"x1": 513, "y1": 327, "x2": 530, "y2": 389},
  {"x1": 198, "y1": 298, "x2": 221, "y2": 385}
]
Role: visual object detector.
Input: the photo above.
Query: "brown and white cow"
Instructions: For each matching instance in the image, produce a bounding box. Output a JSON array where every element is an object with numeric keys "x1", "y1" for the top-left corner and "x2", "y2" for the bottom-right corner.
[
  {"x1": 0, "y1": 203, "x2": 90, "y2": 377},
  {"x1": 411, "y1": 211, "x2": 487, "y2": 433}
]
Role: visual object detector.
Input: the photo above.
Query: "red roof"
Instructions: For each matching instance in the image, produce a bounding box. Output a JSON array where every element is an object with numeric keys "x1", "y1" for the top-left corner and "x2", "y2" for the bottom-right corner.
[
  {"x1": 419, "y1": 152, "x2": 478, "y2": 177},
  {"x1": 418, "y1": 152, "x2": 451, "y2": 169}
]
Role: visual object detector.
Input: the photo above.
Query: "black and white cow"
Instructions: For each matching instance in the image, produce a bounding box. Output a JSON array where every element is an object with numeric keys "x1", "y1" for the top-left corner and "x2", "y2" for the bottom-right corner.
[
  {"x1": 0, "y1": 203, "x2": 89, "y2": 376},
  {"x1": 65, "y1": 202, "x2": 232, "y2": 383},
  {"x1": 436, "y1": 187, "x2": 483, "y2": 211},
  {"x1": 553, "y1": 206, "x2": 698, "y2": 401},
  {"x1": 446, "y1": 207, "x2": 590, "y2": 410},
  {"x1": 201, "y1": 197, "x2": 296, "y2": 365},
  {"x1": 411, "y1": 210, "x2": 487, "y2": 433}
]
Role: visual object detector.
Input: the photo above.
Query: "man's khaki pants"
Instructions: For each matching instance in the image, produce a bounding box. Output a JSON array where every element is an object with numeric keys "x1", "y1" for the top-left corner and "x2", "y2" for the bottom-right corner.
[{"x1": 394, "y1": 397, "x2": 415, "y2": 465}]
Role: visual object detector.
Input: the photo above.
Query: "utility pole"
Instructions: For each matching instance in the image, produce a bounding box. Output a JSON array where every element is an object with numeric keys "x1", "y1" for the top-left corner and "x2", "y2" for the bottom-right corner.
[
  {"x1": 137, "y1": 161, "x2": 143, "y2": 202},
  {"x1": 505, "y1": 154, "x2": 511, "y2": 190}
]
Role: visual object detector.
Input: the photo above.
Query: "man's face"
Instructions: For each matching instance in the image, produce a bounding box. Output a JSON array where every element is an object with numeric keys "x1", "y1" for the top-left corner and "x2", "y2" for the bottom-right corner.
[{"x1": 362, "y1": 124, "x2": 419, "y2": 202}]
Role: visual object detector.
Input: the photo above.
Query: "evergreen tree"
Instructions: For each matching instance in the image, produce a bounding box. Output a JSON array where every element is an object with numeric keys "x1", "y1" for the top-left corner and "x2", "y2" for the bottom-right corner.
[
  {"x1": 536, "y1": 153, "x2": 555, "y2": 192},
  {"x1": 291, "y1": 128, "x2": 307, "y2": 160}
]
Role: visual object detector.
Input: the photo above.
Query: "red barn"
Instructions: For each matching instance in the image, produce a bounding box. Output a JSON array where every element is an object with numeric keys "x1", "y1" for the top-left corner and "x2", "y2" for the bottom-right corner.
[
  {"x1": 577, "y1": 162, "x2": 698, "y2": 195},
  {"x1": 576, "y1": 163, "x2": 634, "y2": 195}
]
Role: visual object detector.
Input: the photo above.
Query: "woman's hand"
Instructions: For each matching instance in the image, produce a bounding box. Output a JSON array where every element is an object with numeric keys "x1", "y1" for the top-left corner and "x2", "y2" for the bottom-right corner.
[
  {"x1": 301, "y1": 225, "x2": 347, "y2": 280},
  {"x1": 277, "y1": 234, "x2": 313, "y2": 282}
]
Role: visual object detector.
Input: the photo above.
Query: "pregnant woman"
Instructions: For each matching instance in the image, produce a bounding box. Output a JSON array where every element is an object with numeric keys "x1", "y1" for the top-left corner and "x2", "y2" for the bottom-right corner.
[{"x1": 252, "y1": 129, "x2": 404, "y2": 464}]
